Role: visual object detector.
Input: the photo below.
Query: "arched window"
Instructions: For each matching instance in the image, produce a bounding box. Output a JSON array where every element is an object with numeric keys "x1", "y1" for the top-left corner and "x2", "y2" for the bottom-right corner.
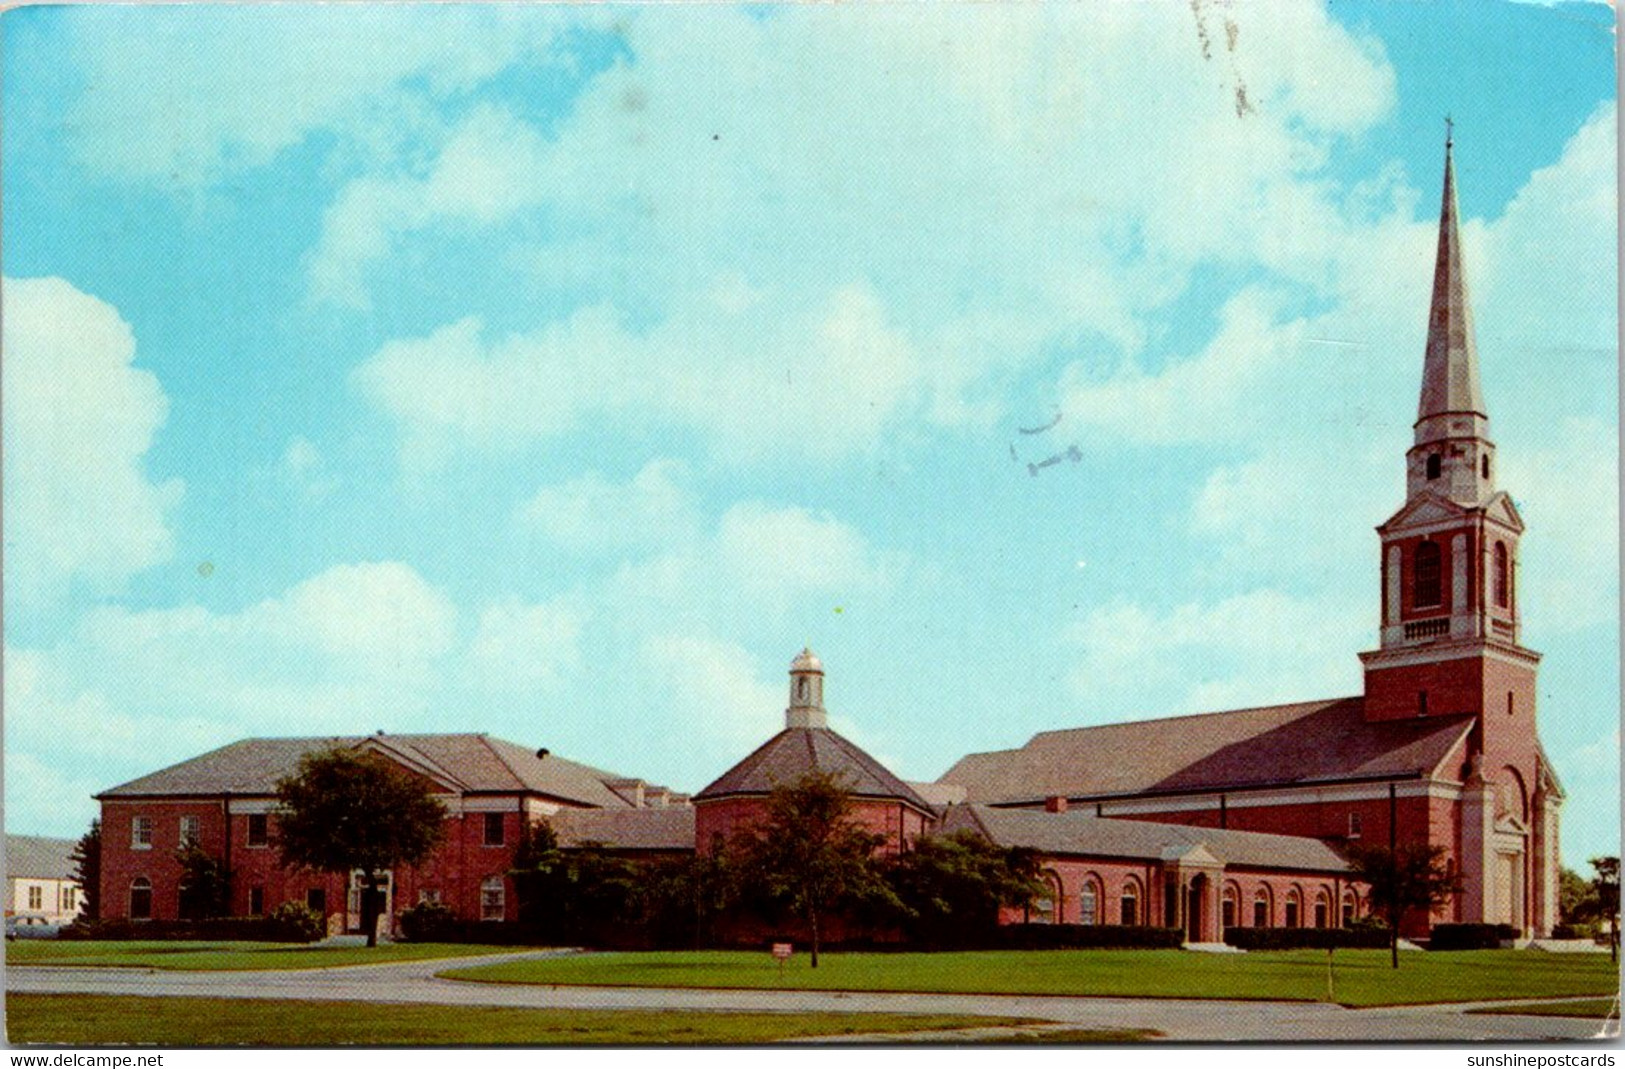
[
  {"x1": 1482, "y1": 455, "x2": 1490, "y2": 480},
  {"x1": 1080, "y1": 878, "x2": 1099, "y2": 926},
  {"x1": 1222, "y1": 884, "x2": 1239, "y2": 929},
  {"x1": 1426, "y1": 454, "x2": 1441, "y2": 480},
  {"x1": 1252, "y1": 888, "x2": 1271, "y2": 928},
  {"x1": 130, "y1": 878, "x2": 153, "y2": 920},
  {"x1": 1314, "y1": 890, "x2": 1330, "y2": 929},
  {"x1": 480, "y1": 876, "x2": 505, "y2": 922},
  {"x1": 1493, "y1": 542, "x2": 1510, "y2": 609},
  {"x1": 1414, "y1": 541, "x2": 1442, "y2": 608},
  {"x1": 1284, "y1": 888, "x2": 1302, "y2": 928},
  {"x1": 798, "y1": 677, "x2": 808, "y2": 700},
  {"x1": 1032, "y1": 871, "x2": 1062, "y2": 924},
  {"x1": 1120, "y1": 880, "x2": 1140, "y2": 926},
  {"x1": 1342, "y1": 892, "x2": 1358, "y2": 928}
]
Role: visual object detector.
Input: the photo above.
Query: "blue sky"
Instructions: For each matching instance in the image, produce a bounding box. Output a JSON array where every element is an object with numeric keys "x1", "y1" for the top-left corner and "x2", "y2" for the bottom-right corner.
[{"x1": 3, "y1": 2, "x2": 1617, "y2": 867}]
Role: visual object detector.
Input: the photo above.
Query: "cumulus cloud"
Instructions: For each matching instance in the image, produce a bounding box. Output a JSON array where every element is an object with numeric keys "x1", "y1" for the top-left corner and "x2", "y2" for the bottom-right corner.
[
  {"x1": 468, "y1": 598, "x2": 584, "y2": 690},
  {"x1": 59, "y1": 6, "x2": 573, "y2": 187},
  {"x1": 2, "y1": 277, "x2": 183, "y2": 606},
  {"x1": 355, "y1": 283, "x2": 920, "y2": 466},
  {"x1": 640, "y1": 634, "x2": 783, "y2": 749},
  {"x1": 518, "y1": 459, "x2": 698, "y2": 553},
  {"x1": 1069, "y1": 589, "x2": 1366, "y2": 721}
]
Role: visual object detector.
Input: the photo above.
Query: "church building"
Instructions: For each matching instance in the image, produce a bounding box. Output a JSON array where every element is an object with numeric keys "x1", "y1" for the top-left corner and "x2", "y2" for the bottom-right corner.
[{"x1": 92, "y1": 135, "x2": 1559, "y2": 941}]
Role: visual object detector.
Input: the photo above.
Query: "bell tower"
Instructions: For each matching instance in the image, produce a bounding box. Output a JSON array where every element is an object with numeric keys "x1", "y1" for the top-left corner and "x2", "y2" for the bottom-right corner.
[
  {"x1": 786, "y1": 647, "x2": 827, "y2": 729},
  {"x1": 1358, "y1": 128, "x2": 1559, "y2": 935},
  {"x1": 1361, "y1": 129, "x2": 1539, "y2": 724}
]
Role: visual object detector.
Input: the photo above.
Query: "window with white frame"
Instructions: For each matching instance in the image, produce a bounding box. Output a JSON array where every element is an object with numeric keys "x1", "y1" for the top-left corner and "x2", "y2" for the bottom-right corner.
[
  {"x1": 180, "y1": 815, "x2": 201, "y2": 845},
  {"x1": 419, "y1": 889, "x2": 442, "y2": 905},
  {"x1": 131, "y1": 816, "x2": 154, "y2": 850},
  {"x1": 1347, "y1": 812, "x2": 1362, "y2": 839},
  {"x1": 480, "y1": 876, "x2": 505, "y2": 921},
  {"x1": 1080, "y1": 881, "x2": 1099, "y2": 926}
]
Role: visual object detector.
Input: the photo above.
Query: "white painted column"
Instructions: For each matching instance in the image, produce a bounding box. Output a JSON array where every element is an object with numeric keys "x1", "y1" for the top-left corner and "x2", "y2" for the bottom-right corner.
[{"x1": 1383, "y1": 545, "x2": 1402, "y2": 644}]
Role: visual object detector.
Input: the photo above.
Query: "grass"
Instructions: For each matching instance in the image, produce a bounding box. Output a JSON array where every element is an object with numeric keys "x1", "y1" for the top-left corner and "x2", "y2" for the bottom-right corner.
[
  {"x1": 1469, "y1": 999, "x2": 1620, "y2": 1020},
  {"x1": 4, "y1": 994, "x2": 1137, "y2": 1046},
  {"x1": 4, "y1": 939, "x2": 518, "y2": 971},
  {"x1": 441, "y1": 948, "x2": 1622, "y2": 1008}
]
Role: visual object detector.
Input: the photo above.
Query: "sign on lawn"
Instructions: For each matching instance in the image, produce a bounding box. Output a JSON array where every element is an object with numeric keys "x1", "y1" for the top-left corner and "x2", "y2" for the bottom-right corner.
[{"x1": 771, "y1": 942, "x2": 793, "y2": 962}]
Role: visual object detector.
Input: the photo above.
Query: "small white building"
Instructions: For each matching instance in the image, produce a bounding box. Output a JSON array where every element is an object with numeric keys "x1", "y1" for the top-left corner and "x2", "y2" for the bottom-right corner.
[{"x1": 7, "y1": 835, "x2": 85, "y2": 923}]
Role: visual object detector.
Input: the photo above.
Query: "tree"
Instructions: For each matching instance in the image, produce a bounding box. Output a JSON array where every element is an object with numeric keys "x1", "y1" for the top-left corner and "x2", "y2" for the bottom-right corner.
[
  {"x1": 1346, "y1": 842, "x2": 1461, "y2": 969},
  {"x1": 1559, "y1": 866, "x2": 1598, "y2": 928},
  {"x1": 509, "y1": 821, "x2": 643, "y2": 945},
  {"x1": 730, "y1": 770, "x2": 900, "y2": 967},
  {"x1": 1590, "y1": 856, "x2": 1619, "y2": 963},
  {"x1": 273, "y1": 747, "x2": 448, "y2": 947},
  {"x1": 175, "y1": 840, "x2": 230, "y2": 920},
  {"x1": 68, "y1": 820, "x2": 101, "y2": 922},
  {"x1": 885, "y1": 829, "x2": 1044, "y2": 948}
]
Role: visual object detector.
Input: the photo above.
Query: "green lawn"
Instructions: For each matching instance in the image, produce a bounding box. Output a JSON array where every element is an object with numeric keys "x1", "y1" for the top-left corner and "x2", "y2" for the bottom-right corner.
[
  {"x1": 4, "y1": 994, "x2": 1139, "y2": 1046},
  {"x1": 441, "y1": 948, "x2": 1621, "y2": 1008},
  {"x1": 1469, "y1": 999, "x2": 1620, "y2": 1020},
  {"x1": 5, "y1": 940, "x2": 518, "y2": 971}
]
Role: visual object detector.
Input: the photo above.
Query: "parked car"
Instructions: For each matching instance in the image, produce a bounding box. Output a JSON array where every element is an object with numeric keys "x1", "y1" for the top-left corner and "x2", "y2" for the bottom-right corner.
[{"x1": 5, "y1": 914, "x2": 60, "y2": 940}]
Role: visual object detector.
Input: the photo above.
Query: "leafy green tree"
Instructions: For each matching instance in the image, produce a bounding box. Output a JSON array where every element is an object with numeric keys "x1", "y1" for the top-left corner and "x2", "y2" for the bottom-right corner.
[
  {"x1": 273, "y1": 747, "x2": 447, "y2": 947},
  {"x1": 730, "y1": 770, "x2": 901, "y2": 967},
  {"x1": 175, "y1": 840, "x2": 230, "y2": 920},
  {"x1": 68, "y1": 820, "x2": 101, "y2": 922},
  {"x1": 1559, "y1": 866, "x2": 1597, "y2": 927},
  {"x1": 885, "y1": 829, "x2": 1044, "y2": 947},
  {"x1": 1346, "y1": 842, "x2": 1461, "y2": 969},
  {"x1": 509, "y1": 822, "x2": 644, "y2": 945},
  {"x1": 1590, "y1": 856, "x2": 1619, "y2": 963},
  {"x1": 640, "y1": 853, "x2": 735, "y2": 950}
]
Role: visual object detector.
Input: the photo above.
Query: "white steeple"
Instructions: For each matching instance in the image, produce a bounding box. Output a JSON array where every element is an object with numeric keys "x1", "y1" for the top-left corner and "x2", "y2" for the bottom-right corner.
[{"x1": 786, "y1": 647, "x2": 827, "y2": 729}]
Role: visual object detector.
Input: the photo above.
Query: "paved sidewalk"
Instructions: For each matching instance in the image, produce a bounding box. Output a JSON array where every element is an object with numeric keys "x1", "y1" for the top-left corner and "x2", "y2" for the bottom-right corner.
[{"x1": 7, "y1": 953, "x2": 1616, "y2": 1043}]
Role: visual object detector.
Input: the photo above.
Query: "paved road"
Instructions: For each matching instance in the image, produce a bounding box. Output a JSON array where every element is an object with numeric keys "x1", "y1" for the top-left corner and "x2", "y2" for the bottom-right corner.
[{"x1": 7, "y1": 952, "x2": 1617, "y2": 1043}]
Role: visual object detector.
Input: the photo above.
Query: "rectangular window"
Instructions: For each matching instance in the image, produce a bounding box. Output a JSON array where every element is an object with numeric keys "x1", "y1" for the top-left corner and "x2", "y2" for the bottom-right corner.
[
  {"x1": 249, "y1": 887, "x2": 264, "y2": 916},
  {"x1": 131, "y1": 816, "x2": 154, "y2": 850},
  {"x1": 179, "y1": 815, "x2": 201, "y2": 845},
  {"x1": 418, "y1": 889, "x2": 442, "y2": 905},
  {"x1": 483, "y1": 812, "x2": 505, "y2": 847},
  {"x1": 27, "y1": 886, "x2": 42, "y2": 910},
  {"x1": 307, "y1": 888, "x2": 326, "y2": 914},
  {"x1": 1347, "y1": 812, "x2": 1362, "y2": 839},
  {"x1": 1120, "y1": 895, "x2": 1138, "y2": 927},
  {"x1": 246, "y1": 813, "x2": 269, "y2": 847},
  {"x1": 61, "y1": 886, "x2": 77, "y2": 913},
  {"x1": 481, "y1": 879, "x2": 505, "y2": 921},
  {"x1": 1253, "y1": 900, "x2": 1268, "y2": 928},
  {"x1": 1285, "y1": 901, "x2": 1300, "y2": 928}
]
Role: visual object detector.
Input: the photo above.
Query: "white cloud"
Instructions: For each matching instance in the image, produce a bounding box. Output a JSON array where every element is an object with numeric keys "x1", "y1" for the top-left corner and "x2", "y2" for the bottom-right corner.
[
  {"x1": 1068, "y1": 589, "x2": 1365, "y2": 720},
  {"x1": 61, "y1": 7, "x2": 573, "y2": 187},
  {"x1": 640, "y1": 633, "x2": 783, "y2": 749},
  {"x1": 517, "y1": 459, "x2": 698, "y2": 553},
  {"x1": 1, "y1": 277, "x2": 183, "y2": 606},
  {"x1": 355, "y1": 283, "x2": 922, "y2": 466},
  {"x1": 469, "y1": 598, "x2": 584, "y2": 690}
]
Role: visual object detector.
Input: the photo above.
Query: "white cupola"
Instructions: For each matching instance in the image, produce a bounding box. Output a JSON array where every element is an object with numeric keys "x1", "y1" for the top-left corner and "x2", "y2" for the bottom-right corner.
[{"x1": 786, "y1": 647, "x2": 827, "y2": 729}]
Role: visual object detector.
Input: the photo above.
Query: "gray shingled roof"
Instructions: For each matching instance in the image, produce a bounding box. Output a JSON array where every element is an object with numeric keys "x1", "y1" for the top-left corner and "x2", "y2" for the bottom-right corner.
[
  {"x1": 695, "y1": 727, "x2": 932, "y2": 813},
  {"x1": 97, "y1": 734, "x2": 637, "y2": 809},
  {"x1": 6, "y1": 836, "x2": 79, "y2": 880},
  {"x1": 938, "y1": 697, "x2": 1473, "y2": 804},
  {"x1": 941, "y1": 805, "x2": 1351, "y2": 873},
  {"x1": 548, "y1": 807, "x2": 696, "y2": 852}
]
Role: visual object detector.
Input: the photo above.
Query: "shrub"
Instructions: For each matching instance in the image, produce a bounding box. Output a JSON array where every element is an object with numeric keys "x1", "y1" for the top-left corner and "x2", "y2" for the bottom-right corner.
[
  {"x1": 993, "y1": 924, "x2": 1184, "y2": 950},
  {"x1": 267, "y1": 902, "x2": 325, "y2": 943},
  {"x1": 59, "y1": 916, "x2": 319, "y2": 942},
  {"x1": 396, "y1": 901, "x2": 458, "y2": 943},
  {"x1": 1427, "y1": 923, "x2": 1520, "y2": 950},
  {"x1": 1224, "y1": 926, "x2": 1390, "y2": 950},
  {"x1": 1550, "y1": 922, "x2": 1600, "y2": 941}
]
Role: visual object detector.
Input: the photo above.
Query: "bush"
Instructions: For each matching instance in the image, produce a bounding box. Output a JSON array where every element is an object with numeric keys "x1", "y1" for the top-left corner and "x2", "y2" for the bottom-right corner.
[
  {"x1": 1427, "y1": 923, "x2": 1520, "y2": 950},
  {"x1": 267, "y1": 902, "x2": 325, "y2": 943},
  {"x1": 993, "y1": 924, "x2": 1184, "y2": 950},
  {"x1": 1224, "y1": 926, "x2": 1390, "y2": 950},
  {"x1": 59, "y1": 916, "x2": 320, "y2": 942},
  {"x1": 396, "y1": 901, "x2": 458, "y2": 943}
]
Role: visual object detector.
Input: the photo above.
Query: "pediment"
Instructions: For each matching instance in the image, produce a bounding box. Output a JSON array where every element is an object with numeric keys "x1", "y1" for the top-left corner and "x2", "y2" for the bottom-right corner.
[
  {"x1": 1482, "y1": 492, "x2": 1526, "y2": 534},
  {"x1": 1162, "y1": 842, "x2": 1223, "y2": 868},
  {"x1": 1493, "y1": 812, "x2": 1528, "y2": 837},
  {"x1": 352, "y1": 737, "x2": 464, "y2": 794},
  {"x1": 1379, "y1": 492, "x2": 1468, "y2": 532}
]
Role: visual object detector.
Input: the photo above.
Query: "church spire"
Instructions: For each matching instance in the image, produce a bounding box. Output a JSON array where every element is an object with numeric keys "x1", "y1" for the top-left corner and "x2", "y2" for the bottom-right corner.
[{"x1": 1407, "y1": 125, "x2": 1495, "y2": 506}]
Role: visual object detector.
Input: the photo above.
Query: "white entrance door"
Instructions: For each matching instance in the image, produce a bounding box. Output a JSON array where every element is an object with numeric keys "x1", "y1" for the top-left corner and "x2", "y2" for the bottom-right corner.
[{"x1": 346, "y1": 871, "x2": 393, "y2": 935}]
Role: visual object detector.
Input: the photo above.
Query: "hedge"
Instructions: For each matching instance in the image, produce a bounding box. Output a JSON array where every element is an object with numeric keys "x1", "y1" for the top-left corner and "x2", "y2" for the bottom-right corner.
[
  {"x1": 1426, "y1": 923, "x2": 1520, "y2": 950},
  {"x1": 993, "y1": 924, "x2": 1185, "y2": 950},
  {"x1": 60, "y1": 911, "x2": 323, "y2": 943},
  {"x1": 1224, "y1": 926, "x2": 1391, "y2": 950}
]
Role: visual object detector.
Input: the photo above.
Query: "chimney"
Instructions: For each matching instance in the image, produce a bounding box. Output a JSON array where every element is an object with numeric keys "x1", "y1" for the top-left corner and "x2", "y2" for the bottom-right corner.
[{"x1": 1044, "y1": 796, "x2": 1068, "y2": 814}]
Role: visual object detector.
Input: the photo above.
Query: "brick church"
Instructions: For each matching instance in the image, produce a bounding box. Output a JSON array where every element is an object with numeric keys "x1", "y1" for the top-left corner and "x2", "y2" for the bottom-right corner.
[{"x1": 94, "y1": 136, "x2": 1560, "y2": 941}]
